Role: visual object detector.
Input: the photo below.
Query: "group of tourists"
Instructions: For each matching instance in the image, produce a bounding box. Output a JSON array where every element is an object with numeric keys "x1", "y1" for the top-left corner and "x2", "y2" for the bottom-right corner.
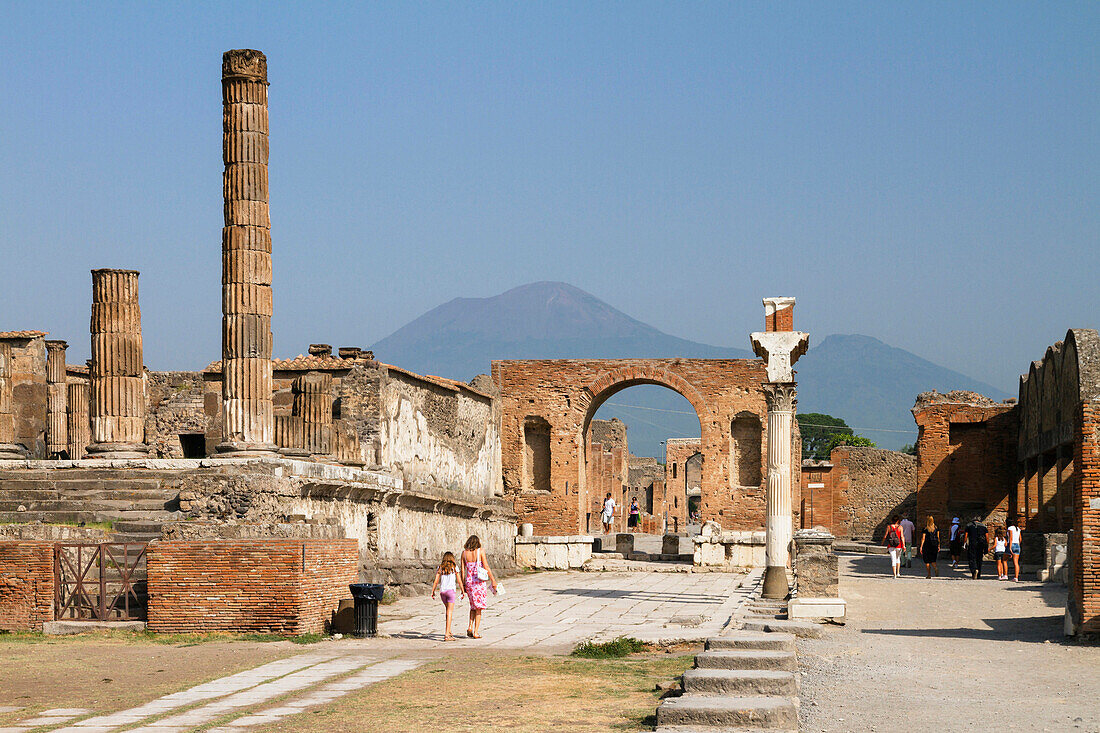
[
  {"x1": 429, "y1": 534, "x2": 499, "y2": 641},
  {"x1": 599, "y1": 492, "x2": 643, "y2": 533},
  {"x1": 884, "y1": 513, "x2": 1023, "y2": 581}
]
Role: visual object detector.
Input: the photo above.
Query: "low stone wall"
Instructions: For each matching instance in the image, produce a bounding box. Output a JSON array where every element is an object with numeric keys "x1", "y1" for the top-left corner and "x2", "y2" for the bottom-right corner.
[
  {"x1": 515, "y1": 536, "x2": 593, "y2": 569},
  {"x1": 0, "y1": 524, "x2": 110, "y2": 542},
  {"x1": 692, "y1": 524, "x2": 765, "y2": 568},
  {"x1": 146, "y1": 539, "x2": 358, "y2": 635},
  {"x1": 0, "y1": 540, "x2": 54, "y2": 631}
]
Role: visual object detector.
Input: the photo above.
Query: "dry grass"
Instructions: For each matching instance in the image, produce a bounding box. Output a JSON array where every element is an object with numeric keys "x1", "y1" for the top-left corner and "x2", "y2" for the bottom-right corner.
[{"x1": 252, "y1": 650, "x2": 697, "y2": 733}]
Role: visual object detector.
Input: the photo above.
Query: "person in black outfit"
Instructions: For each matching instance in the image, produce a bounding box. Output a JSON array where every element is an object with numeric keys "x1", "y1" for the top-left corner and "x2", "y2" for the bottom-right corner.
[
  {"x1": 962, "y1": 515, "x2": 988, "y2": 579},
  {"x1": 919, "y1": 515, "x2": 940, "y2": 578}
]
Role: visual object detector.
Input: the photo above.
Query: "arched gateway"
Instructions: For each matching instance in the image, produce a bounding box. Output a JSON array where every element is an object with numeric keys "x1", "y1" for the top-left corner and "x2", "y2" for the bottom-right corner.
[{"x1": 491, "y1": 357, "x2": 801, "y2": 535}]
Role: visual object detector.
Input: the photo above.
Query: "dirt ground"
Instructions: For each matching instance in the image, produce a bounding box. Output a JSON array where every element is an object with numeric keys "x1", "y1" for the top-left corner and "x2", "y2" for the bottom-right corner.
[
  {"x1": 251, "y1": 650, "x2": 696, "y2": 733},
  {"x1": 0, "y1": 632, "x2": 300, "y2": 726},
  {"x1": 799, "y1": 554, "x2": 1100, "y2": 733}
]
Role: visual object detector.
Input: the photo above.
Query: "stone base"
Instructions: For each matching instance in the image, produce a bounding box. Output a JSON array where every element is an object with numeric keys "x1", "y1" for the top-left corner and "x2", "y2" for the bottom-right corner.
[
  {"x1": 0, "y1": 443, "x2": 28, "y2": 460},
  {"x1": 85, "y1": 442, "x2": 149, "y2": 459},
  {"x1": 278, "y1": 447, "x2": 312, "y2": 458},
  {"x1": 44, "y1": 620, "x2": 147, "y2": 635},
  {"x1": 762, "y1": 565, "x2": 789, "y2": 599},
  {"x1": 788, "y1": 597, "x2": 846, "y2": 621},
  {"x1": 216, "y1": 441, "x2": 280, "y2": 457},
  {"x1": 693, "y1": 530, "x2": 766, "y2": 569},
  {"x1": 515, "y1": 535, "x2": 594, "y2": 569}
]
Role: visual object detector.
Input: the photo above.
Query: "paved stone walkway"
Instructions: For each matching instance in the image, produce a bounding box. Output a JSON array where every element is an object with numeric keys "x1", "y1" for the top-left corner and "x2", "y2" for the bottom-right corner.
[{"x1": 2, "y1": 568, "x2": 753, "y2": 732}]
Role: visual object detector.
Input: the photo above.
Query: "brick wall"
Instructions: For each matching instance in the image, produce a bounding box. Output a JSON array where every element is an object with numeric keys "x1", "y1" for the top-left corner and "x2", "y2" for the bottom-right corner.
[
  {"x1": 0, "y1": 541, "x2": 54, "y2": 631},
  {"x1": 146, "y1": 539, "x2": 358, "y2": 635},
  {"x1": 1072, "y1": 399, "x2": 1100, "y2": 634},
  {"x1": 828, "y1": 447, "x2": 916, "y2": 540},
  {"x1": 912, "y1": 393, "x2": 1018, "y2": 536}
]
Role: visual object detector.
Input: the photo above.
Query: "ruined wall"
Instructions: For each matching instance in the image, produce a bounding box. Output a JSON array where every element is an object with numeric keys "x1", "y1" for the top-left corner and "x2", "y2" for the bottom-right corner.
[
  {"x1": 146, "y1": 539, "x2": 358, "y2": 634},
  {"x1": 0, "y1": 540, "x2": 53, "y2": 631},
  {"x1": 1071, "y1": 399, "x2": 1100, "y2": 634},
  {"x1": 0, "y1": 334, "x2": 47, "y2": 458},
  {"x1": 830, "y1": 446, "x2": 917, "y2": 541},
  {"x1": 585, "y1": 418, "x2": 628, "y2": 532},
  {"x1": 665, "y1": 438, "x2": 701, "y2": 530},
  {"x1": 494, "y1": 358, "x2": 770, "y2": 535},
  {"x1": 145, "y1": 371, "x2": 207, "y2": 458},
  {"x1": 913, "y1": 391, "x2": 1017, "y2": 533}
]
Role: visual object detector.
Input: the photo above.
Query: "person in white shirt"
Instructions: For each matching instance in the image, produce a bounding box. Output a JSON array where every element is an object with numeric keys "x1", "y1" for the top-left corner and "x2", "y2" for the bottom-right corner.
[
  {"x1": 601, "y1": 493, "x2": 617, "y2": 533},
  {"x1": 1006, "y1": 517, "x2": 1023, "y2": 582},
  {"x1": 899, "y1": 514, "x2": 916, "y2": 569}
]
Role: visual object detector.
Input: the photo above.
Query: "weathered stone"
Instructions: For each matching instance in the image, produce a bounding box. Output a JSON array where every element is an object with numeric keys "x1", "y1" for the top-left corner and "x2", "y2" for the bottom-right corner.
[{"x1": 44, "y1": 340, "x2": 68, "y2": 456}]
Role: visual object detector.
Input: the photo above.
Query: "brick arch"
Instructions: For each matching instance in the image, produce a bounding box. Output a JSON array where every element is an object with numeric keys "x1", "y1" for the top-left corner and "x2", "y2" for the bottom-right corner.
[{"x1": 578, "y1": 365, "x2": 710, "y2": 429}]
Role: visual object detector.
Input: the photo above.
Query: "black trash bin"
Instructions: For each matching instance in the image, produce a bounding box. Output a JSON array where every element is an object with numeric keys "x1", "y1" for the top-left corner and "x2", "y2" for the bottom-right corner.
[{"x1": 349, "y1": 583, "x2": 385, "y2": 638}]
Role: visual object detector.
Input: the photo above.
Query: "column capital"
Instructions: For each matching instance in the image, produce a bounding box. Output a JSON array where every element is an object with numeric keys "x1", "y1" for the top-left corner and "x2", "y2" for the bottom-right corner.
[
  {"x1": 750, "y1": 331, "x2": 809, "y2": 383},
  {"x1": 763, "y1": 383, "x2": 798, "y2": 412}
]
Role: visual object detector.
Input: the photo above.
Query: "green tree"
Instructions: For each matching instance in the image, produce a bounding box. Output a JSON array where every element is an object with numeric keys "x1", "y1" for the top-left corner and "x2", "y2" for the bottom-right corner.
[
  {"x1": 796, "y1": 413, "x2": 854, "y2": 460},
  {"x1": 899, "y1": 443, "x2": 918, "y2": 456},
  {"x1": 824, "y1": 432, "x2": 877, "y2": 454}
]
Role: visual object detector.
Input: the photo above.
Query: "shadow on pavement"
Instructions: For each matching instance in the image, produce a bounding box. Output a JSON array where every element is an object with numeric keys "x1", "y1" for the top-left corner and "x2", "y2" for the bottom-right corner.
[
  {"x1": 548, "y1": 588, "x2": 727, "y2": 604},
  {"x1": 861, "y1": 614, "x2": 1064, "y2": 643}
]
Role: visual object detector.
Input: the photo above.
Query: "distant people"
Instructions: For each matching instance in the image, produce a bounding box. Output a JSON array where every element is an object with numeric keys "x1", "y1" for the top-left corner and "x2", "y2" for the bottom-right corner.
[
  {"x1": 919, "y1": 515, "x2": 940, "y2": 578},
  {"x1": 627, "y1": 498, "x2": 640, "y2": 529},
  {"x1": 1006, "y1": 516, "x2": 1023, "y2": 582},
  {"x1": 900, "y1": 513, "x2": 916, "y2": 568},
  {"x1": 884, "y1": 515, "x2": 905, "y2": 578},
  {"x1": 993, "y1": 527, "x2": 1008, "y2": 580},
  {"x1": 461, "y1": 535, "x2": 497, "y2": 639},
  {"x1": 963, "y1": 515, "x2": 988, "y2": 579},
  {"x1": 601, "y1": 493, "x2": 617, "y2": 533},
  {"x1": 949, "y1": 517, "x2": 962, "y2": 568},
  {"x1": 430, "y1": 551, "x2": 464, "y2": 641}
]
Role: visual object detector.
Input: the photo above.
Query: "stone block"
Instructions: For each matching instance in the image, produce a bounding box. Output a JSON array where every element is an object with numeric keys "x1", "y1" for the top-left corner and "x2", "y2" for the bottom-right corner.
[
  {"x1": 514, "y1": 543, "x2": 537, "y2": 568},
  {"x1": 615, "y1": 533, "x2": 634, "y2": 556},
  {"x1": 788, "y1": 597, "x2": 846, "y2": 621},
  {"x1": 662, "y1": 534, "x2": 680, "y2": 555}
]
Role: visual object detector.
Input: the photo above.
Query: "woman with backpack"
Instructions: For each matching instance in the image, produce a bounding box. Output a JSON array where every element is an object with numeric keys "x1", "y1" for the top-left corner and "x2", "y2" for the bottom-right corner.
[{"x1": 884, "y1": 515, "x2": 905, "y2": 578}]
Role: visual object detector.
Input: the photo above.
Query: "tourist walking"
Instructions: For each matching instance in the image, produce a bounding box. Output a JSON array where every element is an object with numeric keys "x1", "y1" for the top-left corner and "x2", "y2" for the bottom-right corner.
[
  {"x1": 919, "y1": 515, "x2": 940, "y2": 578},
  {"x1": 949, "y1": 517, "x2": 962, "y2": 568},
  {"x1": 1007, "y1": 517, "x2": 1023, "y2": 582},
  {"x1": 461, "y1": 535, "x2": 497, "y2": 639},
  {"x1": 627, "y1": 498, "x2": 640, "y2": 528},
  {"x1": 601, "y1": 492, "x2": 617, "y2": 533},
  {"x1": 430, "y1": 551, "x2": 464, "y2": 641},
  {"x1": 884, "y1": 515, "x2": 905, "y2": 578},
  {"x1": 900, "y1": 513, "x2": 916, "y2": 568},
  {"x1": 993, "y1": 527, "x2": 1008, "y2": 580},
  {"x1": 962, "y1": 515, "x2": 988, "y2": 579}
]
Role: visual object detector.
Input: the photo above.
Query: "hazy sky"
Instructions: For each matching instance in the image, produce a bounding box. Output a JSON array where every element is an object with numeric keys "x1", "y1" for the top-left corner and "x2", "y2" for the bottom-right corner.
[{"x1": 2, "y1": 2, "x2": 1096, "y2": 392}]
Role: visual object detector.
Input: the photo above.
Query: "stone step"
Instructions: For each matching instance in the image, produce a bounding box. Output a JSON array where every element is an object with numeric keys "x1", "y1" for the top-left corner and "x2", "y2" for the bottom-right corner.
[
  {"x1": 741, "y1": 618, "x2": 824, "y2": 639},
  {"x1": 694, "y1": 650, "x2": 796, "y2": 672},
  {"x1": 682, "y1": 669, "x2": 798, "y2": 697},
  {"x1": 0, "y1": 498, "x2": 171, "y2": 512},
  {"x1": 113, "y1": 520, "x2": 164, "y2": 534},
  {"x1": 111, "y1": 533, "x2": 160, "y2": 544},
  {"x1": 705, "y1": 632, "x2": 796, "y2": 652},
  {"x1": 656, "y1": 695, "x2": 798, "y2": 730}
]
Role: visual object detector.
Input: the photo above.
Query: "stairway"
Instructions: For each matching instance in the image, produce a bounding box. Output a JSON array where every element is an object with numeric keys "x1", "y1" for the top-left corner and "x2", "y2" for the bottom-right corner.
[{"x1": 656, "y1": 631, "x2": 800, "y2": 732}]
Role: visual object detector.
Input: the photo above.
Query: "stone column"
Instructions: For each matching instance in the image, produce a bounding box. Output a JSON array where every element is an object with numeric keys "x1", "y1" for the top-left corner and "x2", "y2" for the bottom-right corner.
[
  {"x1": 45, "y1": 340, "x2": 68, "y2": 457},
  {"x1": 295, "y1": 372, "x2": 332, "y2": 456},
  {"x1": 0, "y1": 342, "x2": 27, "y2": 460},
  {"x1": 218, "y1": 48, "x2": 277, "y2": 456},
  {"x1": 87, "y1": 269, "x2": 148, "y2": 458},
  {"x1": 762, "y1": 383, "x2": 797, "y2": 597},
  {"x1": 67, "y1": 382, "x2": 91, "y2": 460}
]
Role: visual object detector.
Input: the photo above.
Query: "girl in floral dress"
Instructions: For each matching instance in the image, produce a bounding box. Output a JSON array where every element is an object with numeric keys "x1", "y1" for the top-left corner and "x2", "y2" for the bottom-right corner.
[{"x1": 461, "y1": 534, "x2": 497, "y2": 638}]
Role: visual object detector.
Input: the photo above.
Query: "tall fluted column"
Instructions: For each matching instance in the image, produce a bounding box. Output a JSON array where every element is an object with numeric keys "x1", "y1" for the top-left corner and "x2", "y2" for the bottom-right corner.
[
  {"x1": 45, "y1": 340, "x2": 68, "y2": 457},
  {"x1": 87, "y1": 269, "x2": 148, "y2": 458},
  {"x1": 218, "y1": 48, "x2": 276, "y2": 456},
  {"x1": 67, "y1": 382, "x2": 91, "y2": 460},
  {"x1": 295, "y1": 372, "x2": 333, "y2": 456},
  {"x1": 0, "y1": 342, "x2": 27, "y2": 460},
  {"x1": 762, "y1": 384, "x2": 796, "y2": 598}
]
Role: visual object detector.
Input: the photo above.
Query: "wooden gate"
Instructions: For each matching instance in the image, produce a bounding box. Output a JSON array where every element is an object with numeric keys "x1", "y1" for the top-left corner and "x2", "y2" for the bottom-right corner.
[{"x1": 54, "y1": 543, "x2": 148, "y2": 621}]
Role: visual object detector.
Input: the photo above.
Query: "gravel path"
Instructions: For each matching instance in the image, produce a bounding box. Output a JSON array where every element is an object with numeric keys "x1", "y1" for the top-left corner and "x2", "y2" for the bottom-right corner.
[{"x1": 798, "y1": 554, "x2": 1100, "y2": 732}]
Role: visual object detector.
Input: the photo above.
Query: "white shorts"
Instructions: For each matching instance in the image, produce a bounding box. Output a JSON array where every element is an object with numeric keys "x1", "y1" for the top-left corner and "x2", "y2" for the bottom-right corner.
[
  {"x1": 601, "y1": 513, "x2": 612, "y2": 525},
  {"x1": 888, "y1": 547, "x2": 903, "y2": 566}
]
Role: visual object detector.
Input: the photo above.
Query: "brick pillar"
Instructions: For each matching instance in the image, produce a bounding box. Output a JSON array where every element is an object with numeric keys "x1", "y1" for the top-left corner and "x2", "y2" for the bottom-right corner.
[
  {"x1": 763, "y1": 297, "x2": 796, "y2": 333},
  {"x1": 87, "y1": 269, "x2": 148, "y2": 458},
  {"x1": 218, "y1": 48, "x2": 277, "y2": 457},
  {"x1": 762, "y1": 383, "x2": 797, "y2": 598},
  {"x1": 45, "y1": 340, "x2": 68, "y2": 457},
  {"x1": 66, "y1": 382, "x2": 90, "y2": 460},
  {"x1": 0, "y1": 342, "x2": 27, "y2": 459}
]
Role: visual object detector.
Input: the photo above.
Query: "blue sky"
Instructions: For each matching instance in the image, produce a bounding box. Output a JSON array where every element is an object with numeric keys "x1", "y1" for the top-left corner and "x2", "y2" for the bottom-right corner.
[{"x1": 2, "y1": 2, "x2": 1097, "y2": 392}]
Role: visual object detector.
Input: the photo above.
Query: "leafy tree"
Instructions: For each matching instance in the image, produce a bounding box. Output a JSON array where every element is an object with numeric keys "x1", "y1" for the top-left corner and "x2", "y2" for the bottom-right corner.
[
  {"x1": 899, "y1": 443, "x2": 918, "y2": 456},
  {"x1": 796, "y1": 413, "x2": 853, "y2": 460},
  {"x1": 824, "y1": 432, "x2": 877, "y2": 454}
]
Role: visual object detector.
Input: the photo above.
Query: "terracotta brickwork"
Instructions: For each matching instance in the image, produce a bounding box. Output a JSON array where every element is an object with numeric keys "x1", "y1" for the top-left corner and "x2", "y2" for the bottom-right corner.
[
  {"x1": 1072, "y1": 399, "x2": 1100, "y2": 634},
  {"x1": 493, "y1": 358, "x2": 795, "y2": 535},
  {"x1": 0, "y1": 541, "x2": 54, "y2": 631},
  {"x1": 585, "y1": 418, "x2": 628, "y2": 532},
  {"x1": 665, "y1": 439, "x2": 701, "y2": 529},
  {"x1": 802, "y1": 447, "x2": 917, "y2": 540},
  {"x1": 146, "y1": 539, "x2": 358, "y2": 635},
  {"x1": 912, "y1": 391, "x2": 1017, "y2": 535}
]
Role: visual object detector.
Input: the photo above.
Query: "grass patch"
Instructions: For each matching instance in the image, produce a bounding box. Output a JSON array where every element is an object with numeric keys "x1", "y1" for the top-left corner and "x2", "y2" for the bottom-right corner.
[
  {"x1": 380, "y1": 589, "x2": 400, "y2": 606},
  {"x1": 571, "y1": 637, "x2": 648, "y2": 659}
]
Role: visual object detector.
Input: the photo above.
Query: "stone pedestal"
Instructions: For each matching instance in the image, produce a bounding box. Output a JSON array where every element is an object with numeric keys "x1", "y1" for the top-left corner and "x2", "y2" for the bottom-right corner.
[
  {"x1": 0, "y1": 342, "x2": 27, "y2": 460},
  {"x1": 66, "y1": 382, "x2": 91, "y2": 460},
  {"x1": 45, "y1": 340, "x2": 68, "y2": 457},
  {"x1": 87, "y1": 269, "x2": 148, "y2": 459},
  {"x1": 762, "y1": 383, "x2": 796, "y2": 598},
  {"x1": 790, "y1": 528, "x2": 845, "y2": 620},
  {"x1": 217, "y1": 48, "x2": 277, "y2": 457}
]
